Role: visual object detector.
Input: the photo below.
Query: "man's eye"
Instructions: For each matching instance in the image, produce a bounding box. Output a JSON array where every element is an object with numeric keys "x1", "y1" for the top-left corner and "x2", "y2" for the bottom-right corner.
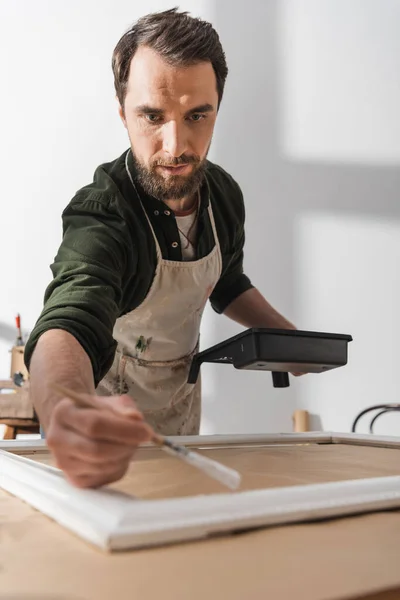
[
  {"x1": 190, "y1": 113, "x2": 205, "y2": 122},
  {"x1": 145, "y1": 114, "x2": 161, "y2": 123}
]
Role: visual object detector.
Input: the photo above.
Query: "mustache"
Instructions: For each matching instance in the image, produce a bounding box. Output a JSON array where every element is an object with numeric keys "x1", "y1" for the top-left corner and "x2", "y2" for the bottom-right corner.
[{"x1": 151, "y1": 155, "x2": 200, "y2": 167}]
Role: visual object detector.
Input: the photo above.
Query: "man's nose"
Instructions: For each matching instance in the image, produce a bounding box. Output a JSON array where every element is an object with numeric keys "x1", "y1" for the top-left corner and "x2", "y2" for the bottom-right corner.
[{"x1": 162, "y1": 120, "x2": 188, "y2": 158}]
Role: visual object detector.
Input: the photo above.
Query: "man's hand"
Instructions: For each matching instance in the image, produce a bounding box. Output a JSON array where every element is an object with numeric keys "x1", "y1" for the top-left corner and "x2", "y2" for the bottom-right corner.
[{"x1": 46, "y1": 394, "x2": 153, "y2": 488}]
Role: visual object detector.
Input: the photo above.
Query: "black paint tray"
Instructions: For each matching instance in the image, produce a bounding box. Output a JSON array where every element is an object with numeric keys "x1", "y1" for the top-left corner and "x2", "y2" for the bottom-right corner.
[{"x1": 188, "y1": 328, "x2": 352, "y2": 388}]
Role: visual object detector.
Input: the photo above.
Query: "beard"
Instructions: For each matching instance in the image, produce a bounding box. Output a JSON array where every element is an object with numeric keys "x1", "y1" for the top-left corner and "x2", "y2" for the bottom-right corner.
[{"x1": 131, "y1": 150, "x2": 208, "y2": 201}]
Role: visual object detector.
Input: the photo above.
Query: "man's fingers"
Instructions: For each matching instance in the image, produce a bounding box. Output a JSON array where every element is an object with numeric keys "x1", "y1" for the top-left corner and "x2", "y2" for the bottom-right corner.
[
  {"x1": 62, "y1": 457, "x2": 131, "y2": 489},
  {"x1": 49, "y1": 429, "x2": 135, "y2": 488},
  {"x1": 53, "y1": 398, "x2": 153, "y2": 445},
  {"x1": 56, "y1": 453, "x2": 131, "y2": 477},
  {"x1": 46, "y1": 394, "x2": 154, "y2": 488},
  {"x1": 49, "y1": 428, "x2": 136, "y2": 466}
]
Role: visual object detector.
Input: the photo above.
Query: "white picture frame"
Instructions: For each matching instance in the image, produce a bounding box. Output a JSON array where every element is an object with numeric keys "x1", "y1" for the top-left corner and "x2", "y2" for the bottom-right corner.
[{"x1": 1, "y1": 432, "x2": 400, "y2": 552}]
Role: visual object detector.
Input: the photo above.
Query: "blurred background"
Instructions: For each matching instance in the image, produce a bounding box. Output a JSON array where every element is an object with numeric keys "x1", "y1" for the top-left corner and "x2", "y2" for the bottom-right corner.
[{"x1": 1, "y1": 0, "x2": 399, "y2": 437}]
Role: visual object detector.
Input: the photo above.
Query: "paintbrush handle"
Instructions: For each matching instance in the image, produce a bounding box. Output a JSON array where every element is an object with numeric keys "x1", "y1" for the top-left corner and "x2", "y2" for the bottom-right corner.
[{"x1": 151, "y1": 432, "x2": 171, "y2": 447}]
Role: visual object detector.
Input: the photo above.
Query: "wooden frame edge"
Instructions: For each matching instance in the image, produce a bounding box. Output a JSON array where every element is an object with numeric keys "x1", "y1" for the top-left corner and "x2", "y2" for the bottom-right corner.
[
  {"x1": 331, "y1": 432, "x2": 400, "y2": 449},
  {"x1": 1, "y1": 432, "x2": 400, "y2": 552},
  {"x1": 2, "y1": 432, "x2": 400, "y2": 456}
]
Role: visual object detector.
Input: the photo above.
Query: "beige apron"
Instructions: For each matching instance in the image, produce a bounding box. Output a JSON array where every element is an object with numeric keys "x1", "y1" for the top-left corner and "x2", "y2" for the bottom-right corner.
[{"x1": 97, "y1": 152, "x2": 222, "y2": 436}]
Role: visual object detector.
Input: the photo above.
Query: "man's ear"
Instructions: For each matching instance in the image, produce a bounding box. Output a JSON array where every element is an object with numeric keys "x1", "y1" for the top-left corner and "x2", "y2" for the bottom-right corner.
[{"x1": 117, "y1": 97, "x2": 127, "y2": 128}]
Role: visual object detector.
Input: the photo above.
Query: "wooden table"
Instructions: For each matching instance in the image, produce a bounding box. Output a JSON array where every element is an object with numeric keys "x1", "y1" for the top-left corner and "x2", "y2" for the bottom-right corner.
[{"x1": 1, "y1": 434, "x2": 400, "y2": 600}]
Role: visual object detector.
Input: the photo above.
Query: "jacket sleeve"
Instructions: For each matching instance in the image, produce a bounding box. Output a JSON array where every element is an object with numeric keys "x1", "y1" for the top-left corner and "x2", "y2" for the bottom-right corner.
[
  {"x1": 209, "y1": 180, "x2": 253, "y2": 314},
  {"x1": 24, "y1": 195, "x2": 131, "y2": 385}
]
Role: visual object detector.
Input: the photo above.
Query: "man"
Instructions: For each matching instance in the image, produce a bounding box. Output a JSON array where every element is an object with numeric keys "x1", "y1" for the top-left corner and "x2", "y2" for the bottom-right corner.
[{"x1": 25, "y1": 8, "x2": 296, "y2": 489}]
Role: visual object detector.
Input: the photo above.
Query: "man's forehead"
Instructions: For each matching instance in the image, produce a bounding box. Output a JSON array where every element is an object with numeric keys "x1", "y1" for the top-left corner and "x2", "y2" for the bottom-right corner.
[{"x1": 126, "y1": 45, "x2": 218, "y2": 105}]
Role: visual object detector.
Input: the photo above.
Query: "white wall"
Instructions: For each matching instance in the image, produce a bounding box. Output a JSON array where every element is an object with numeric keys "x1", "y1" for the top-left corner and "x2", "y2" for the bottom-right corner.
[
  {"x1": 1, "y1": 0, "x2": 399, "y2": 436},
  {"x1": 277, "y1": 0, "x2": 400, "y2": 434}
]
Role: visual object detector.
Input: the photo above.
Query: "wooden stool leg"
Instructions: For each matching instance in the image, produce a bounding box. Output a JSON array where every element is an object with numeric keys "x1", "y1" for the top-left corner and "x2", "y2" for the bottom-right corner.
[{"x1": 3, "y1": 426, "x2": 16, "y2": 440}]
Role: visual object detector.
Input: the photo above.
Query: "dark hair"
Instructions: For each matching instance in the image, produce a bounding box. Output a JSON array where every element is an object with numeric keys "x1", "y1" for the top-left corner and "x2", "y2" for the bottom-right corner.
[{"x1": 112, "y1": 7, "x2": 228, "y2": 110}]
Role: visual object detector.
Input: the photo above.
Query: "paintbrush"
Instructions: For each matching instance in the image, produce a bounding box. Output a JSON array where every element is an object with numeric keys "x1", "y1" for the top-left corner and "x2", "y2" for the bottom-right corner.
[{"x1": 50, "y1": 384, "x2": 241, "y2": 490}]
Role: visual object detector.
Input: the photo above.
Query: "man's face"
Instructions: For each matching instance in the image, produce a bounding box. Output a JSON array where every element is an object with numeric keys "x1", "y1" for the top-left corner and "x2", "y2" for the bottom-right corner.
[{"x1": 119, "y1": 45, "x2": 219, "y2": 201}]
